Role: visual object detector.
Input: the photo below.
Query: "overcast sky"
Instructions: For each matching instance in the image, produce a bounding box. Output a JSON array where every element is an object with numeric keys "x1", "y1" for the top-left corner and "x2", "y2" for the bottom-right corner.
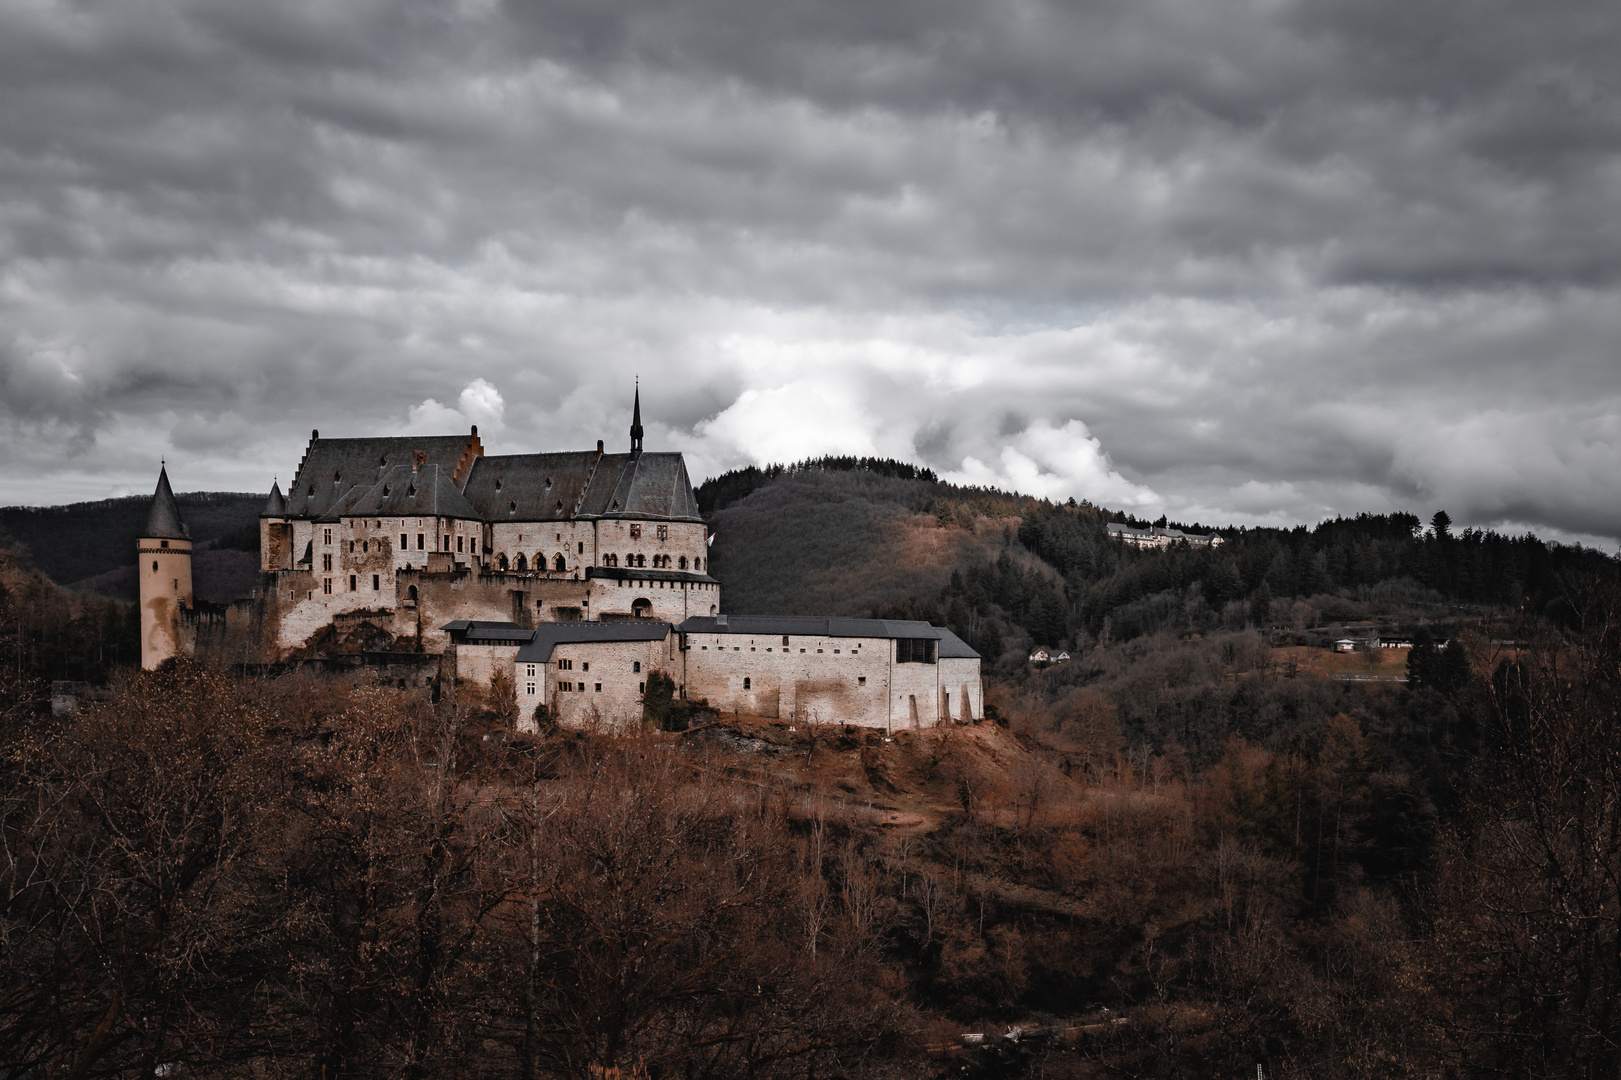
[{"x1": 2, "y1": 0, "x2": 1619, "y2": 546}]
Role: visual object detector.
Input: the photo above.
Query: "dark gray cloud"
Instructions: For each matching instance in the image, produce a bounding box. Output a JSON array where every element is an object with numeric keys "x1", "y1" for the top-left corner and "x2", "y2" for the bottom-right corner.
[{"x1": 1, "y1": 0, "x2": 1618, "y2": 546}]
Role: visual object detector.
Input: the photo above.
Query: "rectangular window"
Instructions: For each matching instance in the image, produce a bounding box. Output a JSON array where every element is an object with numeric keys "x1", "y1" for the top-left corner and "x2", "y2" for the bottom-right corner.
[
  {"x1": 895, "y1": 638, "x2": 938, "y2": 664},
  {"x1": 578, "y1": 541, "x2": 584, "y2": 554},
  {"x1": 576, "y1": 683, "x2": 584, "y2": 693},
  {"x1": 417, "y1": 533, "x2": 424, "y2": 550},
  {"x1": 349, "y1": 574, "x2": 356, "y2": 591},
  {"x1": 324, "y1": 528, "x2": 332, "y2": 544},
  {"x1": 582, "y1": 662, "x2": 589, "y2": 672},
  {"x1": 457, "y1": 536, "x2": 463, "y2": 553},
  {"x1": 527, "y1": 665, "x2": 536, "y2": 677},
  {"x1": 595, "y1": 683, "x2": 601, "y2": 692},
  {"x1": 323, "y1": 578, "x2": 332, "y2": 595},
  {"x1": 629, "y1": 524, "x2": 642, "y2": 539},
  {"x1": 349, "y1": 540, "x2": 355, "y2": 553},
  {"x1": 372, "y1": 574, "x2": 380, "y2": 590},
  {"x1": 782, "y1": 636, "x2": 790, "y2": 646},
  {"x1": 657, "y1": 525, "x2": 668, "y2": 540},
  {"x1": 400, "y1": 533, "x2": 408, "y2": 549},
  {"x1": 526, "y1": 683, "x2": 535, "y2": 695},
  {"x1": 743, "y1": 676, "x2": 751, "y2": 689},
  {"x1": 322, "y1": 553, "x2": 332, "y2": 571}
]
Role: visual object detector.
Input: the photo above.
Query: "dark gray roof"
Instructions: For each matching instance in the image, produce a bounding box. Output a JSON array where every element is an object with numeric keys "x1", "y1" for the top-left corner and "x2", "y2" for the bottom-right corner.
[
  {"x1": 514, "y1": 621, "x2": 673, "y2": 663},
  {"x1": 585, "y1": 566, "x2": 719, "y2": 585},
  {"x1": 676, "y1": 615, "x2": 979, "y2": 658},
  {"x1": 579, "y1": 452, "x2": 703, "y2": 521},
  {"x1": 144, "y1": 466, "x2": 188, "y2": 539},
  {"x1": 935, "y1": 628, "x2": 979, "y2": 659},
  {"x1": 349, "y1": 465, "x2": 479, "y2": 520},
  {"x1": 287, "y1": 433, "x2": 480, "y2": 520},
  {"x1": 440, "y1": 620, "x2": 532, "y2": 643},
  {"x1": 462, "y1": 451, "x2": 602, "y2": 521},
  {"x1": 262, "y1": 481, "x2": 287, "y2": 517}
]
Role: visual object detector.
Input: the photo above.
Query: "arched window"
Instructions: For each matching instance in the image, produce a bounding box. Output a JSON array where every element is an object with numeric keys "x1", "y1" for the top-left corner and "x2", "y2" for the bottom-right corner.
[
  {"x1": 678, "y1": 556, "x2": 687, "y2": 569},
  {"x1": 696, "y1": 557, "x2": 703, "y2": 571},
  {"x1": 407, "y1": 585, "x2": 418, "y2": 602},
  {"x1": 554, "y1": 553, "x2": 566, "y2": 572},
  {"x1": 625, "y1": 552, "x2": 634, "y2": 567},
  {"x1": 632, "y1": 598, "x2": 652, "y2": 619},
  {"x1": 515, "y1": 553, "x2": 527, "y2": 571},
  {"x1": 633, "y1": 661, "x2": 641, "y2": 673},
  {"x1": 637, "y1": 554, "x2": 646, "y2": 568},
  {"x1": 497, "y1": 554, "x2": 508, "y2": 571}
]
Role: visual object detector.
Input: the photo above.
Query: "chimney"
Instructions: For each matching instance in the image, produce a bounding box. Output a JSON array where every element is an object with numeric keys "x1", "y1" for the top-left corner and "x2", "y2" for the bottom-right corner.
[
  {"x1": 716, "y1": 614, "x2": 728, "y2": 627},
  {"x1": 596, "y1": 439, "x2": 604, "y2": 456}
]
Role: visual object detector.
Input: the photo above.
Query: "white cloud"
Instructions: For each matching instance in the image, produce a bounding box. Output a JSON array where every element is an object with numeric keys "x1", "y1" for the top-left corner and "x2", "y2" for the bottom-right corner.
[
  {"x1": 403, "y1": 378, "x2": 506, "y2": 435},
  {"x1": 943, "y1": 419, "x2": 1158, "y2": 507}
]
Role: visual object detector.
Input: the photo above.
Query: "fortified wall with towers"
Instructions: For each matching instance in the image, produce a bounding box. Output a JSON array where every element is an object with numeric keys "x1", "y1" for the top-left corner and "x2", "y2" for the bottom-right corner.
[{"x1": 138, "y1": 390, "x2": 982, "y2": 732}]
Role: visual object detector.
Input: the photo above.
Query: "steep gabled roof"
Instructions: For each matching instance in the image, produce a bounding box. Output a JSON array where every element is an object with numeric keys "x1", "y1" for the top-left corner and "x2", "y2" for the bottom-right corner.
[
  {"x1": 349, "y1": 465, "x2": 479, "y2": 520},
  {"x1": 143, "y1": 466, "x2": 188, "y2": 540},
  {"x1": 286, "y1": 432, "x2": 481, "y2": 520},
  {"x1": 462, "y1": 452, "x2": 602, "y2": 522},
  {"x1": 579, "y1": 452, "x2": 703, "y2": 521}
]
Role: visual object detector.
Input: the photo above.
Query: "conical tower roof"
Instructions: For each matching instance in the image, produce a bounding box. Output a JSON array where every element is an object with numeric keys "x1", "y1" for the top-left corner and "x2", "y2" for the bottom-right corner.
[
  {"x1": 262, "y1": 480, "x2": 287, "y2": 517},
  {"x1": 144, "y1": 465, "x2": 189, "y2": 540}
]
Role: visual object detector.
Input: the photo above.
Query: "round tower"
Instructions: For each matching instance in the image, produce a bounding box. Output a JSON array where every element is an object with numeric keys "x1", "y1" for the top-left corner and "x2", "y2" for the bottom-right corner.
[{"x1": 138, "y1": 464, "x2": 194, "y2": 669}]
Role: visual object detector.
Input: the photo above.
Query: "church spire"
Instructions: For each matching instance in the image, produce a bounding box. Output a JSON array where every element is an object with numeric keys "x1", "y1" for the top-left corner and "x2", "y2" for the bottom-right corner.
[{"x1": 630, "y1": 379, "x2": 644, "y2": 454}]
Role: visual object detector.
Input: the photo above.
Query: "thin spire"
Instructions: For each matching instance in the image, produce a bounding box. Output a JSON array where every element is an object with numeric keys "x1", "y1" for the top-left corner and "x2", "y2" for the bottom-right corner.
[{"x1": 630, "y1": 377, "x2": 644, "y2": 454}]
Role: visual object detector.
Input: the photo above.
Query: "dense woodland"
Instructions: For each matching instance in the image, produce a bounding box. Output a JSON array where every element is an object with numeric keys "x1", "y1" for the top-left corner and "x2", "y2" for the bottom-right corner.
[{"x1": 2, "y1": 466, "x2": 1619, "y2": 1076}]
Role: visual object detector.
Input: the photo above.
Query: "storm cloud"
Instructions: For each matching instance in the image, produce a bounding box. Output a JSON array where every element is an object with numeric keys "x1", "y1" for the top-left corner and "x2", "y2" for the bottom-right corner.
[{"x1": 2, "y1": 0, "x2": 1618, "y2": 545}]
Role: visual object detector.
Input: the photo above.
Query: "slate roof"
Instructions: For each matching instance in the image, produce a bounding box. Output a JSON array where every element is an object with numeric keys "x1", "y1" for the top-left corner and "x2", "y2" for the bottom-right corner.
[
  {"x1": 462, "y1": 452, "x2": 601, "y2": 521},
  {"x1": 338, "y1": 465, "x2": 479, "y2": 520},
  {"x1": 440, "y1": 620, "x2": 532, "y2": 643},
  {"x1": 514, "y1": 621, "x2": 674, "y2": 663},
  {"x1": 676, "y1": 615, "x2": 980, "y2": 657},
  {"x1": 262, "y1": 481, "x2": 287, "y2": 517},
  {"x1": 578, "y1": 453, "x2": 703, "y2": 521},
  {"x1": 585, "y1": 566, "x2": 720, "y2": 585},
  {"x1": 287, "y1": 434, "x2": 479, "y2": 520},
  {"x1": 144, "y1": 466, "x2": 188, "y2": 540}
]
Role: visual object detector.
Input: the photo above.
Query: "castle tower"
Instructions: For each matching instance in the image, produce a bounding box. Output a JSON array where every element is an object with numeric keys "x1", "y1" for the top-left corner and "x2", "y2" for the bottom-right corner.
[{"x1": 138, "y1": 465, "x2": 194, "y2": 669}]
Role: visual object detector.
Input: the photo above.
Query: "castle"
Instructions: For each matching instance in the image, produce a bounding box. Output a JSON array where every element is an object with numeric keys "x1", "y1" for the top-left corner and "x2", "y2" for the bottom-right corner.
[{"x1": 138, "y1": 390, "x2": 982, "y2": 732}]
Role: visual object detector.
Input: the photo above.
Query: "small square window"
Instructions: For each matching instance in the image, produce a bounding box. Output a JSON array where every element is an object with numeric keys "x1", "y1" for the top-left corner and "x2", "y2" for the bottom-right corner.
[
  {"x1": 594, "y1": 683, "x2": 601, "y2": 692},
  {"x1": 582, "y1": 662, "x2": 589, "y2": 672},
  {"x1": 858, "y1": 676, "x2": 866, "y2": 686}
]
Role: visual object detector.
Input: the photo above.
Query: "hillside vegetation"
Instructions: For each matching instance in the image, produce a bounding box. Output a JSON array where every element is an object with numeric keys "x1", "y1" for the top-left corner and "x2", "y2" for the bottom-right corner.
[
  {"x1": 700, "y1": 460, "x2": 1619, "y2": 669},
  {"x1": 0, "y1": 492, "x2": 263, "y2": 598}
]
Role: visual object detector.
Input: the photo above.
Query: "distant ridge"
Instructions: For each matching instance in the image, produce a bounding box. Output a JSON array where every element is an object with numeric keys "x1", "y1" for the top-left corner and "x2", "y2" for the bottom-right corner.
[{"x1": 0, "y1": 492, "x2": 264, "y2": 592}]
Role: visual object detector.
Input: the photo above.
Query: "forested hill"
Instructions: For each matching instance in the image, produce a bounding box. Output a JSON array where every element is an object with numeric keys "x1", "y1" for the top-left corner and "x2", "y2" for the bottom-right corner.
[
  {"x1": 0, "y1": 493, "x2": 263, "y2": 587},
  {"x1": 699, "y1": 459, "x2": 1619, "y2": 658}
]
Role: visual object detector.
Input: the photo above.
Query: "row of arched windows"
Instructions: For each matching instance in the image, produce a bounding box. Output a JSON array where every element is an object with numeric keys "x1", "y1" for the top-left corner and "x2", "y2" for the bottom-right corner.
[
  {"x1": 496, "y1": 552, "x2": 571, "y2": 572},
  {"x1": 489, "y1": 551, "x2": 706, "y2": 573}
]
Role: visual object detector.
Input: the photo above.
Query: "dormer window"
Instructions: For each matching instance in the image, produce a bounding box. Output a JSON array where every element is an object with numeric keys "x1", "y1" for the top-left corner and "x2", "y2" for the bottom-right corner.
[
  {"x1": 407, "y1": 484, "x2": 416, "y2": 497},
  {"x1": 545, "y1": 476, "x2": 552, "y2": 489},
  {"x1": 509, "y1": 500, "x2": 517, "y2": 513},
  {"x1": 495, "y1": 478, "x2": 502, "y2": 491},
  {"x1": 555, "y1": 499, "x2": 563, "y2": 513},
  {"x1": 382, "y1": 484, "x2": 391, "y2": 496}
]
